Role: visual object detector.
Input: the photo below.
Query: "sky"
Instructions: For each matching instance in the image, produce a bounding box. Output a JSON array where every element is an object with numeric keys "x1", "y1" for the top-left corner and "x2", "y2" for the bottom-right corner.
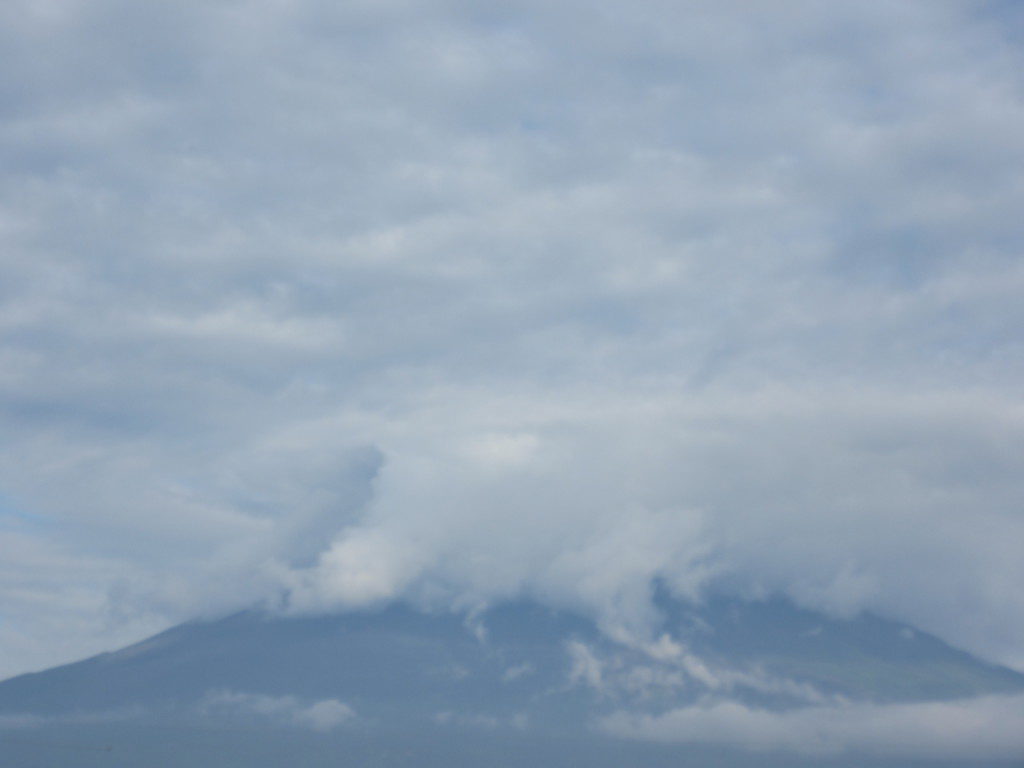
[{"x1": 1, "y1": 0, "x2": 1024, "y2": 683}]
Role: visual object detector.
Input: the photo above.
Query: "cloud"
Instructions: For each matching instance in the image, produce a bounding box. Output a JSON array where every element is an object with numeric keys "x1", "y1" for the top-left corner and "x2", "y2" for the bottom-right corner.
[
  {"x1": 502, "y1": 662, "x2": 534, "y2": 682},
  {"x1": 0, "y1": 706, "x2": 145, "y2": 730},
  {"x1": 1, "y1": 0, "x2": 1024, "y2": 685},
  {"x1": 564, "y1": 635, "x2": 831, "y2": 706},
  {"x1": 280, "y1": 390, "x2": 1024, "y2": 665},
  {"x1": 601, "y1": 693, "x2": 1024, "y2": 759},
  {"x1": 433, "y1": 710, "x2": 529, "y2": 730},
  {"x1": 199, "y1": 690, "x2": 355, "y2": 732}
]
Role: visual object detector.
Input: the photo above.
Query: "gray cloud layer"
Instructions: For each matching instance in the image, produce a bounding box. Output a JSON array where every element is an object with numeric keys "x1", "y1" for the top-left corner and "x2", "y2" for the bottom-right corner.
[{"x1": 2, "y1": 0, "x2": 1024, "y2": 679}]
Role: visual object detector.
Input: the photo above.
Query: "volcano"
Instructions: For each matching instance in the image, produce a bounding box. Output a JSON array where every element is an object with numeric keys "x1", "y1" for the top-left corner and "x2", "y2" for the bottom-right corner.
[{"x1": 1, "y1": 595, "x2": 1022, "y2": 767}]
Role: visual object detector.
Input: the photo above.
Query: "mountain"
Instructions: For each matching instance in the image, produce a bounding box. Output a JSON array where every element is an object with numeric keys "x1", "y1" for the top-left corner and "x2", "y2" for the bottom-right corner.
[{"x1": 1, "y1": 596, "x2": 1022, "y2": 767}]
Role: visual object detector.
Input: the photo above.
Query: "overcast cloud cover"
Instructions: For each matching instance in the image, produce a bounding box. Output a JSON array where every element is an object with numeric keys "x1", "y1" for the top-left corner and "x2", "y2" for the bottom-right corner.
[{"x1": 2, "y1": 0, "x2": 1024, "y2": 686}]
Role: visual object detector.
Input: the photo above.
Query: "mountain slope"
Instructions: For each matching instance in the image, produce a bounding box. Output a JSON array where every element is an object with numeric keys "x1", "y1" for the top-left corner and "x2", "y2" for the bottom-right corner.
[{"x1": 1, "y1": 596, "x2": 1022, "y2": 767}]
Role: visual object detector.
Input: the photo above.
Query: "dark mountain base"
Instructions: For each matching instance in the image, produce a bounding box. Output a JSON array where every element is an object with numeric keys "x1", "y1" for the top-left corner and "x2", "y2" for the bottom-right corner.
[{"x1": 1, "y1": 723, "x2": 1019, "y2": 768}]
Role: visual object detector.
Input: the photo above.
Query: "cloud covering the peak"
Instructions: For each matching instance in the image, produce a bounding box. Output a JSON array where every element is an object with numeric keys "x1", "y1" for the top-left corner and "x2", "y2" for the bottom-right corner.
[{"x1": 2, "y1": 0, "x2": 1024, "y2": 682}]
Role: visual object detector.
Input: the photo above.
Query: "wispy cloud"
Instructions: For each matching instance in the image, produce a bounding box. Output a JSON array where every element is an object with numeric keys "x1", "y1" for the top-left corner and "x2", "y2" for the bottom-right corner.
[{"x1": 0, "y1": 706, "x2": 145, "y2": 730}]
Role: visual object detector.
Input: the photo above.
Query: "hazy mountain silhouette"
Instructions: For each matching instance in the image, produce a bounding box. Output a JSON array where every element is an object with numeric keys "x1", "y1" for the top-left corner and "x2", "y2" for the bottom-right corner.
[{"x1": 1, "y1": 595, "x2": 1022, "y2": 767}]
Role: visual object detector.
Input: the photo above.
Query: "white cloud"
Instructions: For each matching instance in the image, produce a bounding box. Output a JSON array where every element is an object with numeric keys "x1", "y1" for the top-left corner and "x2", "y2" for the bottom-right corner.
[
  {"x1": 602, "y1": 693, "x2": 1024, "y2": 759},
  {"x1": 200, "y1": 690, "x2": 355, "y2": 732},
  {"x1": 564, "y1": 635, "x2": 830, "y2": 705}
]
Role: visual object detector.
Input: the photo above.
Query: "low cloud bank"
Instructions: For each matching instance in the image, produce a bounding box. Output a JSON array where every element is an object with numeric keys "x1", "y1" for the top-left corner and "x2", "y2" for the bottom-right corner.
[
  {"x1": 200, "y1": 690, "x2": 355, "y2": 732},
  {"x1": 602, "y1": 694, "x2": 1024, "y2": 759}
]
